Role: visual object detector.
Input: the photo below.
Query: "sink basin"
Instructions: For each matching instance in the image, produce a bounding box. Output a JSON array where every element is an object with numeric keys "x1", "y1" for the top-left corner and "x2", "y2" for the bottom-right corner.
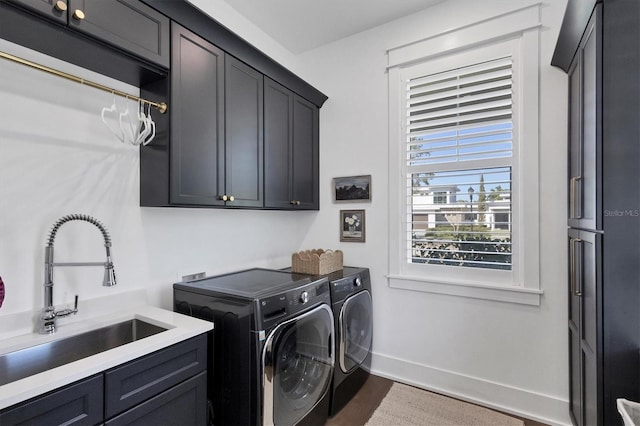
[{"x1": 0, "y1": 319, "x2": 167, "y2": 386}]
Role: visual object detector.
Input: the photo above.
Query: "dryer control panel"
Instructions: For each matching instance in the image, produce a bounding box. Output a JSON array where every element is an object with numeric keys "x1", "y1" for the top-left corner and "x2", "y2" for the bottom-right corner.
[{"x1": 329, "y1": 269, "x2": 371, "y2": 304}]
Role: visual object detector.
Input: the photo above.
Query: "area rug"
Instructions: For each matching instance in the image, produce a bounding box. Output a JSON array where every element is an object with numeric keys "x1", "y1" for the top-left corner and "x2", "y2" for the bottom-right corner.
[{"x1": 365, "y1": 382, "x2": 524, "y2": 426}]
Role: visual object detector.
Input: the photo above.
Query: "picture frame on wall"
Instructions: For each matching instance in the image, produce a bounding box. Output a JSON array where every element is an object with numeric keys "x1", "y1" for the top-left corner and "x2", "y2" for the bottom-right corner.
[
  {"x1": 333, "y1": 175, "x2": 371, "y2": 201},
  {"x1": 340, "y1": 209, "x2": 365, "y2": 242}
]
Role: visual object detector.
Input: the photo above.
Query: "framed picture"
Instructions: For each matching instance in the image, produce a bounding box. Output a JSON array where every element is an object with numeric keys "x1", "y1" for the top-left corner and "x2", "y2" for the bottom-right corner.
[
  {"x1": 340, "y1": 209, "x2": 366, "y2": 242},
  {"x1": 334, "y1": 175, "x2": 371, "y2": 201}
]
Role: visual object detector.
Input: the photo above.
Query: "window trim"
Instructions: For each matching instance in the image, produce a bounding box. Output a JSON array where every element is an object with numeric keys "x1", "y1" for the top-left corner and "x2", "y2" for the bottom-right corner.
[{"x1": 387, "y1": 3, "x2": 542, "y2": 305}]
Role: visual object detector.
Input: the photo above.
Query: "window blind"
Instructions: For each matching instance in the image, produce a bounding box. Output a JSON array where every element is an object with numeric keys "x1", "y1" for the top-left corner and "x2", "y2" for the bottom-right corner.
[{"x1": 405, "y1": 57, "x2": 513, "y2": 270}]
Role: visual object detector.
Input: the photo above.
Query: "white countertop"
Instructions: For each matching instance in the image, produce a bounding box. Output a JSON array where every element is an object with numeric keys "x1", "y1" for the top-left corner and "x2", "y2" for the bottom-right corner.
[{"x1": 0, "y1": 305, "x2": 213, "y2": 410}]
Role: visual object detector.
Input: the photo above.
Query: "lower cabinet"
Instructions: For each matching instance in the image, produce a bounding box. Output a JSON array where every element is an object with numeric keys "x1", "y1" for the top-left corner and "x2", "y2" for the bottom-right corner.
[
  {"x1": 105, "y1": 371, "x2": 207, "y2": 426},
  {"x1": 568, "y1": 229, "x2": 599, "y2": 426},
  {"x1": 0, "y1": 334, "x2": 208, "y2": 426},
  {"x1": 0, "y1": 375, "x2": 103, "y2": 426}
]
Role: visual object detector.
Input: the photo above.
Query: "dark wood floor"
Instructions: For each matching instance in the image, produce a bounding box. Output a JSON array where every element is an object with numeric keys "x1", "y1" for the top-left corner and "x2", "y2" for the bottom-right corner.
[
  {"x1": 326, "y1": 375, "x2": 393, "y2": 426},
  {"x1": 326, "y1": 375, "x2": 549, "y2": 426}
]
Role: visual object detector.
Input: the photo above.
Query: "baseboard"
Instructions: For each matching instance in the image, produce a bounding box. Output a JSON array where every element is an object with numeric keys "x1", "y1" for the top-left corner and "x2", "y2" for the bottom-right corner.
[{"x1": 371, "y1": 351, "x2": 572, "y2": 426}]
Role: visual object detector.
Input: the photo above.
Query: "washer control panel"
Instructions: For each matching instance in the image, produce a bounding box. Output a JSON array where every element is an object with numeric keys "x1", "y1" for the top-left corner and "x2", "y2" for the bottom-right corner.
[{"x1": 257, "y1": 277, "x2": 330, "y2": 327}]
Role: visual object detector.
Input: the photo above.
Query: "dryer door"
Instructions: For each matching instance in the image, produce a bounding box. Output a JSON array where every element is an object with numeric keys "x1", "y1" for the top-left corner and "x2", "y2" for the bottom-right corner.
[
  {"x1": 339, "y1": 290, "x2": 373, "y2": 373},
  {"x1": 262, "y1": 304, "x2": 334, "y2": 426}
]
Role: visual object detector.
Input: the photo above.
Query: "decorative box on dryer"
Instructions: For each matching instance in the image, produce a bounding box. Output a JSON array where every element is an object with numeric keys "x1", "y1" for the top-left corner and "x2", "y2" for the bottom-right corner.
[{"x1": 291, "y1": 249, "x2": 343, "y2": 275}]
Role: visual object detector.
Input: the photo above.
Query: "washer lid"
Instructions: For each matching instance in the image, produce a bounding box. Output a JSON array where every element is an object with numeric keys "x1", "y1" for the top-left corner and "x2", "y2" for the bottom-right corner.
[{"x1": 175, "y1": 268, "x2": 313, "y2": 299}]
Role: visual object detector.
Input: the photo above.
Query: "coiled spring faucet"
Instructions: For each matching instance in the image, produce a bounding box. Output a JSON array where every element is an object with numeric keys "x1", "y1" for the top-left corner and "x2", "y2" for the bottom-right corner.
[{"x1": 41, "y1": 214, "x2": 117, "y2": 334}]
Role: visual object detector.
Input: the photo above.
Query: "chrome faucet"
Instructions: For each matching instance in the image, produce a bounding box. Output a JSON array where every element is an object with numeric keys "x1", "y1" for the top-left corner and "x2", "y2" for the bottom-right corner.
[{"x1": 40, "y1": 214, "x2": 117, "y2": 334}]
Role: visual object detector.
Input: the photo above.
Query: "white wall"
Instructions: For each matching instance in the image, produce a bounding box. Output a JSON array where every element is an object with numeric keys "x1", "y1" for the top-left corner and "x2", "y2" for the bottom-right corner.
[
  {"x1": 0, "y1": 1, "x2": 312, "y2": 338},
  {"x1": 0, "y1": 1, "x2": 572, "y2": 424},
  {"x1": 296, "y1": 1, "x2": 570, "y2": 424}
]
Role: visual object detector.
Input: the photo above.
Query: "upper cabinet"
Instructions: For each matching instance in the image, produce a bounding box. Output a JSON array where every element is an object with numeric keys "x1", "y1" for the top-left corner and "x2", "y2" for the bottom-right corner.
[
  {"x1": 4, "y1": 0, "x2": 170, "y2": 68},
  {"x1": 3, "y1": 0, "x2": 69, "y2": 23},
  {"x1": 163, "y1": 23, "x2": 264, "y2": 208},
  {"x1": 264, "y1": 78, "x2": 319, "y2": 210},
  {"x1": 141, "y1": 25, "x2": 320, "y2": 210},
  {"x1": 169, "y1": 23, "x2": 225, "y2": 206}
]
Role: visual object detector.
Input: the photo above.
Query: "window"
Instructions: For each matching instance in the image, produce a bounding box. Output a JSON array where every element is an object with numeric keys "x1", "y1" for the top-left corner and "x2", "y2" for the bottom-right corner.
[
  {"x1": 407, "y1": 57, "x2": 514, "y2": 271},
  {"x1": 387, "y1": 3, "x2": 542, "y2": 305}
]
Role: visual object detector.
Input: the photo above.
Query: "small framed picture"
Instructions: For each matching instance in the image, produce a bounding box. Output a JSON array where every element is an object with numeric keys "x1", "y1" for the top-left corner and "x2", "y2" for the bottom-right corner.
[
  {"x1": 340, "y1": 209, "x2": 366, "y2": 243},
  {"x1": 334, "y1": 175, "x2": 371, "y2": 201}
]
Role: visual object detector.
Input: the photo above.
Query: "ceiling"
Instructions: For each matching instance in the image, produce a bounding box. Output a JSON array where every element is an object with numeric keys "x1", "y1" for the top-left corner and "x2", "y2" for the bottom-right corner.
[{"x1": 220, "y1": 0, "x2": 445, "y2": 54}]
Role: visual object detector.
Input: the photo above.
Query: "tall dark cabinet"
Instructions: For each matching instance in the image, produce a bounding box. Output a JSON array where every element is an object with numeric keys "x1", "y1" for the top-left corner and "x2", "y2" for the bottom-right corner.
[{"x1": 552, "y1": 1, "x2": 640, "y2": 425}]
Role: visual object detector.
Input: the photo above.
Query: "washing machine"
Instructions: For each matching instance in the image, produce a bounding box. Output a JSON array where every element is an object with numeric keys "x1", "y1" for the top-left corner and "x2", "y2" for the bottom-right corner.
[
  {"x1": 326, "y1": 267, "x2": 373, "y2": 416},
  {"x1": 173, "y1": 268, "x2": 334, "y2": 426}
]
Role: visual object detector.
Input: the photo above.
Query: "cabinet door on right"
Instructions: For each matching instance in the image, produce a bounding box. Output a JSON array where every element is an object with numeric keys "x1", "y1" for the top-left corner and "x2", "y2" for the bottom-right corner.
[
  {"x1": 264, "y1": 77, "x2": 294, "y2": 209},
  {"x1": 568, "y1": 10, "x2": 600, "y2": 231},
  {"x1": 264, "y1": 77, "x2": 319, "y2": 210},
  {"x1": 291, "y1": 95, "x2": 319, "y2": 210}
]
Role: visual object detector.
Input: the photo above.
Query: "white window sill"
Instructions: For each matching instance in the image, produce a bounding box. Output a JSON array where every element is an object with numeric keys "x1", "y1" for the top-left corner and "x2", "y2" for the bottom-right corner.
[{"x1": 387, "y1": 274, "x2": 542, "y2": 306}]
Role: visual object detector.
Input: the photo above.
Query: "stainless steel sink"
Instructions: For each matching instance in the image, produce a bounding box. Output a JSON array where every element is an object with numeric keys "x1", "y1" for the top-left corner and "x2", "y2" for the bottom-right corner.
[{"x1": 0, "y1": 319, "x2": 167, "y2": 386}]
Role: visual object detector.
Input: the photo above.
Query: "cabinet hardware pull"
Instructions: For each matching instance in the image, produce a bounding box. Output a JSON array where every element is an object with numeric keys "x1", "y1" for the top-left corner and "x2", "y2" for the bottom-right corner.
[
  {"x1": 220, "y1": 195, "x2": 228, "y2": 202},
  {"x1": 54, "y1": 1, "x2": 67, "y2": 12},
  {"x1": 570, "y1": 177, "x2": 576, "y2": 219},
  {"x1": 571, "y1": 176, "x2": 582, "y2": 219},
  {"x1": 228, "y1": 196, "x2": 234, "y2": 202},
  {"x1": 570, "y1": 238, "x2": 576, "y2": 295},
  {"x1": 290, "y1": 200, "x2": 300, "y2": 206},
  {"x1": 573, "y1": 238, "x2": 583, "y2": 296},
  {"x1": 73, "y1": 9, "x2": 85, "y2": 20}
]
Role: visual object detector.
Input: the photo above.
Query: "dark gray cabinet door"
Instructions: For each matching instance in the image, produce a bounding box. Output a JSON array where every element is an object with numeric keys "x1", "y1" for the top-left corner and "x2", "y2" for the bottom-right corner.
[
  {"x1": 170, "y1": 22, "x2": 226, "y2": 206},
  {"x1": 225, "y1": 55, "x2": 264, "y2": 208},
  {"x1": 67, "y1": 0, "x2": 170, "y2": 68},
  {"x1": 105, "y1": 371, "x2": 207, "y2": 426},
  {"x1": 0, "y1": 375, "x2": 103, "y2": 426},
  {"x1": 5, "y1": 0, "x2": 169, "y2": 67},
  {"x1": 568, "y1": 229, "x2": 600, "y2": 426},
  {"x1": 4, "y1": 0, "x2": 67, "y2": 23},
  {"x1": 265, "y1": 77, "x2": 319, "y2": 210},
  {"x1": 105, "y1": 334, "x2": 207, "y2": 418},
  {"x1": 292, "y1": 95, "x2": 319, "y2": 210},
  {"x1": 568, "y1": 9, "x2": 599, "y2": 231},
  {"x1": 265, "y1": 77, "x2": 294, "y2": 209}
]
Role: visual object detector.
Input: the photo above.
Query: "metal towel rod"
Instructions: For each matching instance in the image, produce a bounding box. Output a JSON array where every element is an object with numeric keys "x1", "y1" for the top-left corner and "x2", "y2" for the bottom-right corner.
[{"x1": 0, "y1": 50, "x2": 168, "y2": 114}]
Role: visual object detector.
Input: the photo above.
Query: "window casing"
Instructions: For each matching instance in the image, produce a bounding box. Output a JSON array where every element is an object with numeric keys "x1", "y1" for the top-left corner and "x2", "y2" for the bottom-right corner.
[{"x1": 387, "y1": 5, "x2": 542, "y2": 305}]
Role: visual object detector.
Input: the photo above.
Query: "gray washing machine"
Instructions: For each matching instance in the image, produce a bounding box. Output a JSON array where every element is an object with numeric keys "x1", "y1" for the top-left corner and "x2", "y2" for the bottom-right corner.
[{"x1": 173, "y1": 268, "x2": 334, "y2": 426}]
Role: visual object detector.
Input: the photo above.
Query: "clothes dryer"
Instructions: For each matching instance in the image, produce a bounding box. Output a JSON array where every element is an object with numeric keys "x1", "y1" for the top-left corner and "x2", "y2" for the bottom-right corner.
[
  {"x1": 173, "y1": 268, "x2": 334, "y2": 426},
  {"x1": 325, "y1": 267, "x2": 373, "y2": 416}
]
